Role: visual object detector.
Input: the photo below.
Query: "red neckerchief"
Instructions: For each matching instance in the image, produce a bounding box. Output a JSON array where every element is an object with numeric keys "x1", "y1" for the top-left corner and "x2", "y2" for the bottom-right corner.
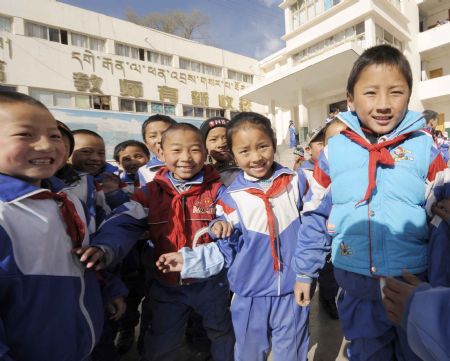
[
  {"x1": 153, "y1": 165, "x2": 220, "y2": 249},
  {"x1": 29, "y1": 191, "x2": 86, "y2": 248},
  {"x1": 245, "y1": 173, "x2": 292, "y2": 271},
  {"x1": 342, "y1": 129, "x2": 410, "y2": 206}
]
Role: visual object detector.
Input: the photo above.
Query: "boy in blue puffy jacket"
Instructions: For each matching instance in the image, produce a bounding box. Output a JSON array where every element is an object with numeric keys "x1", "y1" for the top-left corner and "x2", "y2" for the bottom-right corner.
[{"x1": 293, "y1": 45, "x2": 450, "y2": 360}]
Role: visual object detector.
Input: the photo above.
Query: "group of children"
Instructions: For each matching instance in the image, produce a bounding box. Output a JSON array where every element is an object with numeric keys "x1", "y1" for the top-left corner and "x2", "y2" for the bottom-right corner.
[{"x1": 0, "y1": 43, "x2": 449, "y2": 361}]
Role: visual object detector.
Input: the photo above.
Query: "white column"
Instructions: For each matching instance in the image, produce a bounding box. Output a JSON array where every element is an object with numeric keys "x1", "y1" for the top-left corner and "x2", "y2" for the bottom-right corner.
[
  {"x1": 297, "y1": 90, "x2": 308, "y2": 143},
  {"x1": 364, "y1": 18, "x2": 377, "y2": 47}
]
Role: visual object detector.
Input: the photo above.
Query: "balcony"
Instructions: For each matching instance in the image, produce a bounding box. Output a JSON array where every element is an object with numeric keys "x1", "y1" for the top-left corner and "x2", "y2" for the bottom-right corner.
[
  {"x1": 418, "y1": 21, "x2": 450, "y2": 56},
  {"x1": 418, "y1": 74, "x2": 450, "y2": 103}
]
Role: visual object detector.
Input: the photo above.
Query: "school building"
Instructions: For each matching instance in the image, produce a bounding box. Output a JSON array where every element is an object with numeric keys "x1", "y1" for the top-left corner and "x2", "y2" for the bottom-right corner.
[
  {"x1": 0, "y1": 0, "x2": 265, "y2": 156},
  {"x1": 242, "y1": 0, "x2": 450, "y2": 143}
]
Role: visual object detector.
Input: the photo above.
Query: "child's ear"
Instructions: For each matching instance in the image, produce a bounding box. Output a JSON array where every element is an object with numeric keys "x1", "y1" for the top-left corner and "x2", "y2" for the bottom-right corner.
[
  {"x1": 157, "y1": 148, "x2": 165, "y2": 162},
  {"x1": 347, "y1": 92, "x2": 355, "y2": 112}
]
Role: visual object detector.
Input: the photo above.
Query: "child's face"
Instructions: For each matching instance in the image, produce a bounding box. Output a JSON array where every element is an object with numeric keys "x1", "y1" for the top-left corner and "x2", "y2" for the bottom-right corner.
[
  {"x1": 0, "y1": 103, "x2": 65, "y2": 186},
  {"x1": 117, "y1": 145, "x2": 149, "y2": 175},
  {"x1": 70, "y1": 134, "x2": 105, "y2": 175},
  {"x1": 231, "y1": 125, "x2": 275, "y2": 179},
  {"x1": 144, "y1": 121, "x2": 171, "y2": 158},
  {"x1": 347, "y1": 64, "x2": 410, "y2": 135},
  {"x1": 161, "y1": 129, "x2": 206, "y2": 180},
  {"x1": 309, "y1": 140, "x2": 324, "y2": 161},
  {"x1": 205, "y1": 127, "x2": 230, "y2": 162}
]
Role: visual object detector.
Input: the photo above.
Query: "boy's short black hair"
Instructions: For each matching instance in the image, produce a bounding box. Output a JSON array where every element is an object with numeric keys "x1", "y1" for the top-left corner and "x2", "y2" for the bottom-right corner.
[
  {"x1": 423, "y1": 109, "x2": 438, "y2": 124},
  {"x1": 227, "y1": 112, "x2": 277, "y2": 152},
  {"x1": 72, "y1": 129, "x2": 104, "y2": 141},
  {"x1": 0, "y1": 90, "x2": 49, "y2": 111},
  {"x1": 346, "y1": 45, "x2": 412, "y2": 97},
  {"x1": 113, "y1": 140, "x2": 150, "y2": 162},
  {"x1": 160, "y1": 123, "x2": 203, "y2": 149},
  {"x1": 142, "y1": 114, "x2": 176, "y2": 140}
]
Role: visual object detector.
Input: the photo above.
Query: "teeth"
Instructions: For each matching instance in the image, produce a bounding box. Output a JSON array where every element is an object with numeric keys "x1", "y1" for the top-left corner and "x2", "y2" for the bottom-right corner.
[{"x1": 30, "y1": 159, "x2": 53, "y2": 165}]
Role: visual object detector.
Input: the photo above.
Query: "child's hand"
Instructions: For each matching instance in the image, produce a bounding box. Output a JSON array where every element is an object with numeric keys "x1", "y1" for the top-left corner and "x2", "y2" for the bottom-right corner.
[
  {"x1": 382, "y1": 270, "x2": 422, "y2": 325},
  {"x1": 73, "y1": 246, "x2": 105, "y2": 270},
  {"x1": 156, "y1": 252, "x2": 183, "y2": 273},
  {"x1": 431, "y1": 199, "x2": 450, "y2": 222},
  {"x1": 107, "y1": 297, "x2": 127, "y2": 321},
  {"x1": 211, "y1": 221, "x2": 233, "y2": 238},
  {"x1": 100, "y1": 173, "x2": 121, "y2": 193},
  {"x1": 294, "y1": 281, "x2": 311, "y2": 306}
]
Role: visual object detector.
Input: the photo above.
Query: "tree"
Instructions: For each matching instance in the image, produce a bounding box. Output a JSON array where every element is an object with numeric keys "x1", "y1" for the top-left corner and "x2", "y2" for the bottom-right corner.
[{"x1": 125, "y1": 9, "x2": 210, "y2": 41}]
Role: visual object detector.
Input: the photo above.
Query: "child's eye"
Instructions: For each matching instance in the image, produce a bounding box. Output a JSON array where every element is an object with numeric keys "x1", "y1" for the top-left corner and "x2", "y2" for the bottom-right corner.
[
  {"x1": 50, "y1": 134, "x2": 62, "y2": 140},
  {"x1": 364, "y1": 91, "x2": 376, "y2": 95},
  {"x1": 14, "y1": 132, "x2": 32, "y2": 137}
]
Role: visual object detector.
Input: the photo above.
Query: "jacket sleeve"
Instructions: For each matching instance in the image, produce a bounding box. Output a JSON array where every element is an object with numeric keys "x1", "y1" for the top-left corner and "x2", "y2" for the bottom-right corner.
[
  {"x1": 180, "y1": 192, "x2": 243, "y2": 278},
  {"x1": 425, "y1": 146, "x2": 450, "y2": 287},
  {"x1": 292, "y1": 149, "x2": 332, "y2": 282},
  {"x1": 403, "y1": 284, "x2": 450, "y2": 361},
  {"x1": 99, "y1": 270, "x2": 129, "y2": 304},
  {"x1": 92, "y1": 200, "x2": 148, "y2": 266}
]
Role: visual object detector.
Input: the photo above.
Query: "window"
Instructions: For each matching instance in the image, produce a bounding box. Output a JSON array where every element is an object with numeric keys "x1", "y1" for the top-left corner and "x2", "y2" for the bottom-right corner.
[
  {"x1": 0, "y1": 16, "x2": 12, "y2": 32},
  {"x1": 115, "y1": 42, "x2": 143, "y2": 60},
  {"x1": 115, "y1": 43, "x2": 129, "y2": 57},
  {"x1": 89, "y1": 37, "x2": 104, "y2": 52},
  {"x1": 54, "y1": 92, "x2": 72, "y2": 107},
  {"x1": 182, "y1": 105, "x2": 221, "y2": 118},
  {"x1": 75, "y1": 94, "x2": 90, "y2": 109},
  {"x1": 183, "y1": 105, "x2": 193, "y2": 117},
  {"x1": 152, "y1": 102, "x2": 175, "y2": 115},
  {"x1": 290, "y1": 0, "x2": 341, "y2": 31},
  {"x1": 49, "y1": 27, "x2": 60, "y2": 43},
  {"x1": 147, "y1": 51, "x2": 173, "y2": 66},
  {"x1": 227, "y1": 70, "x2": 253, "y2": 83},
  {"x1": 179, "y1": 58, "x2": 222, "y2": 77},
  {"x1": 120, "y1": 99, "x2": 134, "y2": 112},
  {"x1": 30, "y1": 89, "x2": 73, "y2": 107},
  {"x1": 375, "y1": 25, "x2": 402, "y2": 50},
  {"x1": 205, "y1": 108, "x2": 223, "y2": 118},
  {"x1": 135, "y1": 100, "x2": 148, "y2": 113},
  {"x1": 71, "y1": 33, "x2": 88, "y2": 48},
  {"x1": 25, "y1": 22, "x2": 47, "y2": 39}
]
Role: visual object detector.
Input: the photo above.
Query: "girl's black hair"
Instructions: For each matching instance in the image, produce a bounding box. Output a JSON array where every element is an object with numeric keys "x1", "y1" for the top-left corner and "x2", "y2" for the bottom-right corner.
[
  {"x1": 226, "y1": 112, "x2": 277, "y2": 152},
  {"x1": 346, "y1": 44, "x2": 412, "y2": 97},
  {"x1": 113, "y1": 140, "x2": 150, "y2": 161},
  {"x1": 0, "y1": 90, "x2": 49, "y2": 110}
]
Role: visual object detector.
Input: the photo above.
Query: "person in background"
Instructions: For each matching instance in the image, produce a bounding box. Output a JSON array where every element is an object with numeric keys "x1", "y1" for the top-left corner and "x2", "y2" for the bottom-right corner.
[
  {"x1": 298, "y1": 126, "x2": 340, "y2": 320},
  {"x1": 138, "y1": 114, "x2": 176, "y2": 185},
  {"x1": 200, "y1": 116, "x2": 240, "y2": 186},
  {"x1": 289, "y1": 120, "x2": 297, "y2": 148},
  {"x1": 293, "y1": 144, "x2": 306, "y2": 170}
]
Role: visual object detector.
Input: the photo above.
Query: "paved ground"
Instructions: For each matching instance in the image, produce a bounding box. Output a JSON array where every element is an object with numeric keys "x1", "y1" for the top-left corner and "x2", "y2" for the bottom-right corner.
[{"x1": 122, "y1": 144, "x2": 349, "y2": 361}]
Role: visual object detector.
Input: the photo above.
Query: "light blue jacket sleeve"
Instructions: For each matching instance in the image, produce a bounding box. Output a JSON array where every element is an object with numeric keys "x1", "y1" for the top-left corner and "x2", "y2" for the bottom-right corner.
[
  {"x1": 404, "y1": 284, "x2": 450, "y2": 361},
  {"x1": 180, "y1": 244, "x2": 225, "y2": 279}
]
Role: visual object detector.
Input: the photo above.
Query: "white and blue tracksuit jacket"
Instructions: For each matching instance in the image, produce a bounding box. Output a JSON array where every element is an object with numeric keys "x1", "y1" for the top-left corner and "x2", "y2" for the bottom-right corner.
[
  {"x1": 181, "y1": 163, "x2": 308, "y2": 297},
  {"x1": 0, "y1": 175, "x2": 146, "y2": 361},
  {"x1": 137, "y1": 156, "x2": 164, "y2": 185},
  {"x1": 292, "y1": 110, "x2": 450, "y2": 291}
]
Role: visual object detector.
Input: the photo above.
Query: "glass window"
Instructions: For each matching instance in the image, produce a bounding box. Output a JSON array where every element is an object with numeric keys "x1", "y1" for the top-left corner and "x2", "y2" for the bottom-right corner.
[
  {"x1": 0, "y1": 16, "x2": 11, "y2": 32},
  {"x1": 356, "y1": 22, "x2": 364, "y2": 35},
  {"x1": 30, "y1": 89, "x2": 54, "y2": 106},
  {"x1": 164, "y1": 104, "x2": 176, "y2": 115},
  {"x1": 54, "y1": 92, "x2": 72, "y2": 107},
  {"x1": 148, "y1": 51, "x2": 159, "y2": 63},
  {"x1": 135, "y1": 100, "x2": 148, "y2": 113},
  {"x1": 49, "y1": 28, "x2": 60, "y2": 43},
  {"x1": 160, "y1": 54, "x2": 172, "y2": 66},
  {"x1": 384, "y1": 31, "x2": 393, "y2": 43},
  {"x1": 130, "y1": 47, "x2": 139, "y2": 59},
  {"x1": 26, "y1": 22, "x2": 47, "y2": 39},
  {"x1": 120, "y1": 99, "x2": 134, "y2": 112},
  {"x1": 151, "y1": 102, "x2": 164, "y2": 114},
  {"x1": 115, "y1": 43, "x2": 129, "y2": 57},
  {"x1": 183, "y1": 105, "x2": 193, "y2": 117},
  {"x1": 61, "y1": 29, "x2": 68, "y2": 45},
  {"x1": 89, "y1": 37, "x2": 104, "y2": 52},
  {"x1": 75, "y1": 94, "x2": 91, "y2": 109},
  {"x1": 71, "y1": 33, "x2": 88, "y2": 48},
  {"x1": 194, "y1": 107, "x2": 204, "y2": 118},
  {"x1": 179, "y1": 58, "x2": 190, "y2": 70}
]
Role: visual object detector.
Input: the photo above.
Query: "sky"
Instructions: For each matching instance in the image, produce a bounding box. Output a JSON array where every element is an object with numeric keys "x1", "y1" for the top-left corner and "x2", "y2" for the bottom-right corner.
[{"x1": 58, "y1": 0, "x2": 286, "y2": 60}]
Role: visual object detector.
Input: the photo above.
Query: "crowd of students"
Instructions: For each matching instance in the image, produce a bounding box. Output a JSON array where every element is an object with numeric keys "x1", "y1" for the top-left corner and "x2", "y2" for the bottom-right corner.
[{"x1": 0, "y1": 44, "x2": 449, "y2": 361}]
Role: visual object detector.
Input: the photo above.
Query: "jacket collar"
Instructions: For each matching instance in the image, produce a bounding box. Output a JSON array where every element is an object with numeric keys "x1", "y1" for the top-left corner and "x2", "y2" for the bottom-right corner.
[
  {"x1": 0, "y1": 174, "x2": 67, "y2": 203},
  {"x1": 337, "y1": 110, "x2": 425, "y2": 142},
  {"x1": 227, "y1": 162, "x2": 293, "y2": 193}
]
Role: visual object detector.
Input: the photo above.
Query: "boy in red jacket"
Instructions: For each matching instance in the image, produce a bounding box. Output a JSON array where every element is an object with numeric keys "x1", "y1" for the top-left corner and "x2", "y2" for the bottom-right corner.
[{"x1": 133, "y1": 123, "x2": 234, "y2": 361}]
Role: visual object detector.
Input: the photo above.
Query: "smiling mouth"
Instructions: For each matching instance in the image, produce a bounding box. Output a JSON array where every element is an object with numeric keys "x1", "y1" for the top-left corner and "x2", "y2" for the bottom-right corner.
[{"x1": 29, "y1": 158, "x2": 54, "y2": 165}]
